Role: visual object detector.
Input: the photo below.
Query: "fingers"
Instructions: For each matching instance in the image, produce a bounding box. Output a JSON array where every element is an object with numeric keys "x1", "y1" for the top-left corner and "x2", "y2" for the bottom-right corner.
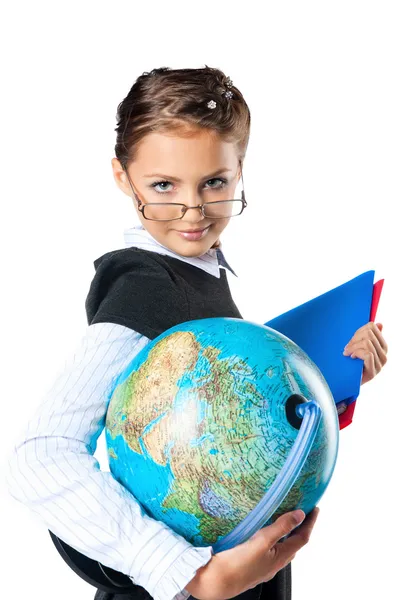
[
  {"x1": 374, "y1": 323, "x2": 388, "y2": 354},
  {"x1": 264, "y1": 510, "x2": 307, "y2": 547},
  {"x1": 348, "y1": 339, "x2": 384, "y2": 368},
  {"x1": 344, "y1": 322, "x2": 388, "y2": 358},
  {"x1": 216, "y1": 508, "x2": 320, "y2": 594},
  {"x1": 362, "y1": 352, "x2": 377, "y2": 384},
  {"x1": 273, "y1": 508, "x2": 320, "y2": 570},
  {"x1": 343, "y1": 322, "x2": 388, "y2": 383}
]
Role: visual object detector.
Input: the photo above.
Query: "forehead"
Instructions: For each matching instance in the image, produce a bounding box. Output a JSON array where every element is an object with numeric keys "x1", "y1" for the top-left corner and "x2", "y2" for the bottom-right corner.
[{"x1": 134, "y1": 130, "x2": 238, "y2": 176}]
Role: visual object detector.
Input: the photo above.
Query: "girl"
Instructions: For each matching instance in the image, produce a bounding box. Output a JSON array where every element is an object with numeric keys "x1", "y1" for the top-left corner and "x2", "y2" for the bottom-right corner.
[{"x1": 6, "y1": 66, "x2": 387, "y2": 600}]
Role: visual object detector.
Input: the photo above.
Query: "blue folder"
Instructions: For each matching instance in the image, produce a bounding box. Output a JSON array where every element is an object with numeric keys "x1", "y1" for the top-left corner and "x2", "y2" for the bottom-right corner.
[{"x1": 264, "y1": 270, "x2": 379, "y2": 417}]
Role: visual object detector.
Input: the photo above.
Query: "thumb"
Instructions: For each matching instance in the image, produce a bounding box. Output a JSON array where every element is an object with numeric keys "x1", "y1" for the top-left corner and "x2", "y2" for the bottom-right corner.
[
  {"x1": 263, "y1": 510, "x2": 305, "y2": 547},
  {"x1": 376, "y1": 323, "x2": 383, "y2": 331}
]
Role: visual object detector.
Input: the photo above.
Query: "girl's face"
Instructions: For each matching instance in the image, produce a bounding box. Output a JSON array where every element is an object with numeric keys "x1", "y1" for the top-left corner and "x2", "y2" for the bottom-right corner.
[{"x1": 111, "y1": 128, "x2": 241, "y2": 257}]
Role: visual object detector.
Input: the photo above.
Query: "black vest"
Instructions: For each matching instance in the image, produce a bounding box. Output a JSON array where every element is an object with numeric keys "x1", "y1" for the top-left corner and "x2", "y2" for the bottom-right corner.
[
  {"x1": 85, "y1": 247, "x2": 243, "y2": 338},
  {"x1": 85, "y1": 246, "x2": 291, "y2": 600}
]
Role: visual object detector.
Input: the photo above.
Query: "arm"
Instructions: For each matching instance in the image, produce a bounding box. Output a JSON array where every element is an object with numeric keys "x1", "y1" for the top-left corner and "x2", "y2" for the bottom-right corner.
[{"x1": 5, "y1": 322, "x2": 212, "y2": 600}]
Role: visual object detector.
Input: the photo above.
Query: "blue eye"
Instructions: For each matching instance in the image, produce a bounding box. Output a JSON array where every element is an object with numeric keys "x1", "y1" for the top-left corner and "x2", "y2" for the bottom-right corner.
[
  {"x1": 206, "y1": 177, "x2": 228, "y2": 189},
  {"x1": 151, "y1": 181, "x2": 173, "y2": 193},
  {"x1": 150, "y1": 177, "x2": 228, "y2": 194}
]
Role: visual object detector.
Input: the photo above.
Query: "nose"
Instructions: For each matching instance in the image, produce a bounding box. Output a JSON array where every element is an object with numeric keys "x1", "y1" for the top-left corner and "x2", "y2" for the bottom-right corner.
[
  {"x1": 180, "y1": 190, "x2": 207, "y2": 224},
  {"x1": 181, "y1": 206, "x2": 204, "y2": 224}
]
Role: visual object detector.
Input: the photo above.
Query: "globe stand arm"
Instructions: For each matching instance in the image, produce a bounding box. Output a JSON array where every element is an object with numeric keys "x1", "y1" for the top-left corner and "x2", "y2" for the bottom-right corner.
[{"x1": 212, "y1": 399, "x2": 322, "y2": 552}]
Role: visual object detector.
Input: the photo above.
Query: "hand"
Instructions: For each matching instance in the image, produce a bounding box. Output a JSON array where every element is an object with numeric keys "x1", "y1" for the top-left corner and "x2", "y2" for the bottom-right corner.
[
  {"x1": 185, "y1": 507, "x2": 320, "y2": 600},
  {"x1": 343, "y1": 322, "x2": 388, "y2": 385}
]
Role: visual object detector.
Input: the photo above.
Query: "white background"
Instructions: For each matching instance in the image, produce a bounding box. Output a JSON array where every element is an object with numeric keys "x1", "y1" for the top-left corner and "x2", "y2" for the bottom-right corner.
[{"x1": 1, "y1": 1, "x2": 399, "y2": 599}]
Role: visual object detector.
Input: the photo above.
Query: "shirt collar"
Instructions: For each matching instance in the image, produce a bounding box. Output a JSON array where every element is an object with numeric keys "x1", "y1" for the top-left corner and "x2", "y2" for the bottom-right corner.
[{"x1": 123, "y1": 224, "x2": 237, "y2": 278}]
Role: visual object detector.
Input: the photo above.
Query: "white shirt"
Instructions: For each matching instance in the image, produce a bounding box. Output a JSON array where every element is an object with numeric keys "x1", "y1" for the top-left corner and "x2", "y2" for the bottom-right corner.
[
  {"x1": 5, "y1": 225, "x2": 237, "y2": 600},
  {"x1": 123, "y1": 224, "x2": 237, "y2": 278}
]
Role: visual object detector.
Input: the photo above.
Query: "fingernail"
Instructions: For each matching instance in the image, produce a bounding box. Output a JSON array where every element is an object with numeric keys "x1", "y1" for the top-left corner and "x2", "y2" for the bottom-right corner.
[{"x1": 293, "y1": 510, "x2": 305, "y2": 524}]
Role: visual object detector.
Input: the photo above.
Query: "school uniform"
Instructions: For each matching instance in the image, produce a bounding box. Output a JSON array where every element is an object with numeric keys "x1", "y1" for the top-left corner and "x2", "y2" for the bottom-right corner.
[{"x1": 6, "y1": 224, "x2": 291, "y2": 600}]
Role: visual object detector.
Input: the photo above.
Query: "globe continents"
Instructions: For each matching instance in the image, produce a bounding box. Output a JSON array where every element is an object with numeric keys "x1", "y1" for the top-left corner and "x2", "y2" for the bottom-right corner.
[{"x1": 105, "y1": 318, "x2": 339, "y2": 551}]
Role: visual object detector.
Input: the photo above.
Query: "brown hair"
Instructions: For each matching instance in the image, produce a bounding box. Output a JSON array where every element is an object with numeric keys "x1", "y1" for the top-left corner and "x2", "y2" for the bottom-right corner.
[{"x1": 114, "y1": 65, "x2": 251, "y2": 171}]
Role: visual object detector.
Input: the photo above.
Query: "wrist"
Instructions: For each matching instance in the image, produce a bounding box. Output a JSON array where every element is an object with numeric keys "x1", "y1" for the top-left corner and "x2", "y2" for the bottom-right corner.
[{"x1": 185, "y1": 555, "x2": 225, "y2": 600}]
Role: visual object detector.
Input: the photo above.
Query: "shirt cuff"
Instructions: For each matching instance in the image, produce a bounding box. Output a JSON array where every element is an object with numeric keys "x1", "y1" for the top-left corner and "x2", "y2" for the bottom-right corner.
[{"x1": 131, "y1": 542, "x2": 213, "y2": 600}]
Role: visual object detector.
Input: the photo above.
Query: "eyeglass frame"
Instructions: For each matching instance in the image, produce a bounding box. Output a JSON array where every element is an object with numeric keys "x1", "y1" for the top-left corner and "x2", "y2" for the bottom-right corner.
[{"x1": 121, "y1": 158, "x2": 247, "y2": 221}]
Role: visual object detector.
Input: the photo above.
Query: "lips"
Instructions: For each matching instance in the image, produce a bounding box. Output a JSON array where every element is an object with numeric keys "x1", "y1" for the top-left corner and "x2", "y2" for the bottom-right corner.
[
  {"x1": 175, "y1": 226, "x2": 211, "y2": 241},
  {"x1": 179, "y1": 228, "x2": 208, "y2": 233}
]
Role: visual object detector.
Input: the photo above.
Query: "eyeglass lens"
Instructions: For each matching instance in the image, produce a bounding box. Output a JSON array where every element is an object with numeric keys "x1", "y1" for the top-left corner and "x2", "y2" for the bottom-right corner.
[{"x1": 143, "y1": 200, "x2": 244, "y2": 221}]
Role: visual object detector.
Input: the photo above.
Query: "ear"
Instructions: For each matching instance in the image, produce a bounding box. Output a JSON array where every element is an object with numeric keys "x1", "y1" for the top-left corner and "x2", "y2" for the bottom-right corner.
[{"x1": 111, "y1": 158, "x2": 132, "y2": 197}]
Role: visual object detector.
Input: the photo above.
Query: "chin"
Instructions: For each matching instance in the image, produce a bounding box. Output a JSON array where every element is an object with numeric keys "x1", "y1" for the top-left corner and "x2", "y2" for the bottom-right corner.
[{"x1": 175, "y1": 239, "x2": 216, "y2": 258}]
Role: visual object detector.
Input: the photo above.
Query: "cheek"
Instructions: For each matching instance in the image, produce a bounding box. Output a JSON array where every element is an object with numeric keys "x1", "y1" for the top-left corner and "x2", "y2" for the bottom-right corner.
[
  {"x1": 145, "y1": 220, "x2": 169, "y2": 236},
  {"x1": 212, "y1": 218, "x2": 230, "y2": 234}
]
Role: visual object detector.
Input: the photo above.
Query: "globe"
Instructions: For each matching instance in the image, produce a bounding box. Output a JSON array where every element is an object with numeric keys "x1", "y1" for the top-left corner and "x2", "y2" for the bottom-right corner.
[{"x1": 105, "y1": 318, "x2": 339, "y2": 551}]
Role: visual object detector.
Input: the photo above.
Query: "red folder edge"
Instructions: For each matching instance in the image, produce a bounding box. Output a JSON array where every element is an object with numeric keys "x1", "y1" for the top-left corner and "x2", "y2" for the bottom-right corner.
[{"x1": 338, "y1": 278, "x2": 384, "y2": 430}]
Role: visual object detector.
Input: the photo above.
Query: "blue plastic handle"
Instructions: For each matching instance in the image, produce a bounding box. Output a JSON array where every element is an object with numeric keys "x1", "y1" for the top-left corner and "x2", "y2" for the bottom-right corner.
[{"x1": 212, "y1": 399, "x2": 322, "y2": 552}]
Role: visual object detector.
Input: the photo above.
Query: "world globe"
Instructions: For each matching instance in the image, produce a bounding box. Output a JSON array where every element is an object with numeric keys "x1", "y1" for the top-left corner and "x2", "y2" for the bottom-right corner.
[{"x1": 105, "y1": 318, "x2": 339, "y2": 552}]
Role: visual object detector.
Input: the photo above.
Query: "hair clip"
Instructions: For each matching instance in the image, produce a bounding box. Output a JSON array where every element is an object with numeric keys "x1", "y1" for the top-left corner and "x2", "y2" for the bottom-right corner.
[
  {"x1": 142, "y1": 69, "x2": 157, "y2": 77},
  {"x1": 206, "y1": 76, "x2": 233, "y2": 108},
  {"x1": 223, "y1": 76, "x2": 234, "y2": 99}
]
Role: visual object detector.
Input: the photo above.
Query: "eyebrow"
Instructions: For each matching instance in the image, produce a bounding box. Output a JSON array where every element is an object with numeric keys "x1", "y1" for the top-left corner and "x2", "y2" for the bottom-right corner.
[{"x1": 143, "y1": 168, "x2": 232, "y2": 182}]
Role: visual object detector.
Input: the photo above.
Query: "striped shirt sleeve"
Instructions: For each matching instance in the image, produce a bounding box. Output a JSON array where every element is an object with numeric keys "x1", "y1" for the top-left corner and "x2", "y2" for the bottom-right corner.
[{"x1": 5, "y1": 322, "x2": 213, "y2": 600}]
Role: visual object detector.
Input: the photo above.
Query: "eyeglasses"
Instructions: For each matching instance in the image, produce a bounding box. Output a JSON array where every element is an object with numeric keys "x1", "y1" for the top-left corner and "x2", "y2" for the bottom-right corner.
[{"x1": 122, "y1": 159, "x2": 247, "y2": 221}]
